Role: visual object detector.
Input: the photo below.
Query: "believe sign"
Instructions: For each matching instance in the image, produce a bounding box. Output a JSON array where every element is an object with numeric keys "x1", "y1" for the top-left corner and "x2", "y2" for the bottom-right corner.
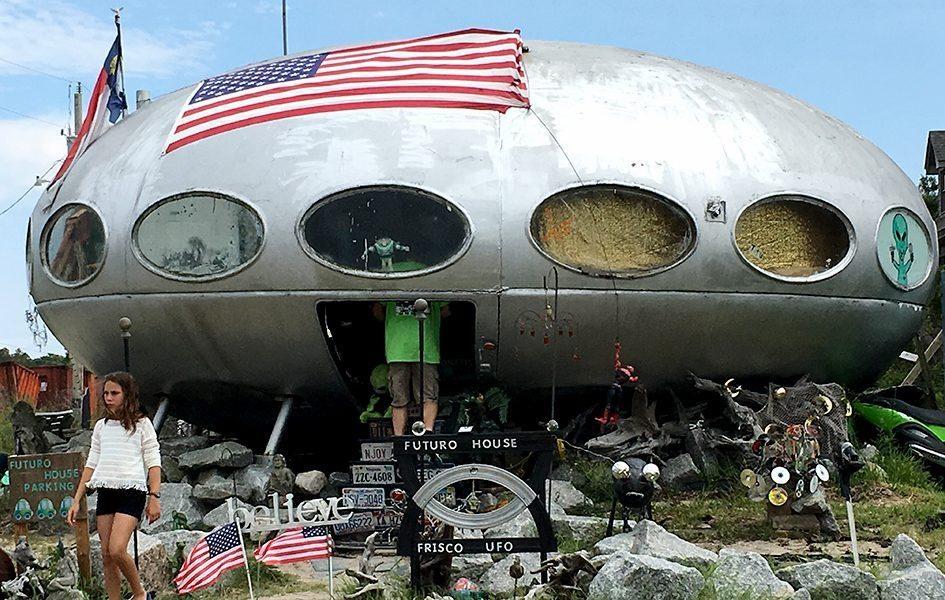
[{"x1": 9, "y1": 452, "x2": 83, "y2": 523}]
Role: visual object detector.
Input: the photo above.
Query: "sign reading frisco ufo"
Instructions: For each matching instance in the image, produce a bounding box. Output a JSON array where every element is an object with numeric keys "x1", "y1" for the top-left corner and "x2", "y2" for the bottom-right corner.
[{"x1": 394, "y1": 432, "x2": 558, "y2": 588}]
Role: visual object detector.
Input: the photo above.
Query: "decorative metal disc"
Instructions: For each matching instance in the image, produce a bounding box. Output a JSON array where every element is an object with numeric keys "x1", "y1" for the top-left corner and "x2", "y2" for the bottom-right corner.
[
  {"x1": 808, "y1": 476, "x2": 819, "y2": 494},
  {"x1": 740, "y1": 469, "x2": 757, "y2": 488},
  {"x1": 815, "y1": 464, "x2": 830, "y2": 482},
  {"x1": 768, "y1": 487, "x2": 788, "y2": 506},
  {"x1": 771, "y1": 466, "x2": 790, "y2": 485}
]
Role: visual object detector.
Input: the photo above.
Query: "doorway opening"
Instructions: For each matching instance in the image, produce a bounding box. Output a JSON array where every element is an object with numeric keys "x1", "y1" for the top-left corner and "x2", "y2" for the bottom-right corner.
[{"x1": 317, "y1": 300, "x2": 478, "y2": 404}]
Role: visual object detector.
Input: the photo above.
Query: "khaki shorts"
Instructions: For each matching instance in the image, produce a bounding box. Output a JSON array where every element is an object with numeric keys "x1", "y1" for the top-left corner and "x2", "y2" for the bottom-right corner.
[{"x1": 388, "y1": 362, "x2": 439, "y2": 408}]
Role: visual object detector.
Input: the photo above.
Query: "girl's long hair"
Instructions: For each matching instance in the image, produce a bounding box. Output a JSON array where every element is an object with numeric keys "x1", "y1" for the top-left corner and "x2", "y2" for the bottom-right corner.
[{"x1": 102, "y1": 371, "x2": 146, "y2": 432}]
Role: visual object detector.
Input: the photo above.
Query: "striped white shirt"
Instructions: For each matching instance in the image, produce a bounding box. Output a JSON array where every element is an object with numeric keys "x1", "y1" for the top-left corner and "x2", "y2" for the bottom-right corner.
[{"x1": 86, "y1": 417, "x2": 161, "y2": 492}]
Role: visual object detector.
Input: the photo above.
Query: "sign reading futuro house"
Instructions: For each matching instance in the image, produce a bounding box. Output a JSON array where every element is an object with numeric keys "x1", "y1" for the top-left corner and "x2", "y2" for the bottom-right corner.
[
  {"x1": 9, "y1": 453, "x2": 83, "y2": 523},
  {"x1": 227, "y1": 492, "x2": 354, "y2": 534}
]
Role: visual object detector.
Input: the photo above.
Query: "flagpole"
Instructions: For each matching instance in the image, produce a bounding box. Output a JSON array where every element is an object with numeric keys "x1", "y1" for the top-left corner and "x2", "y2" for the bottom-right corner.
[
  {"x1": 328, "y1": 555, "x2": 334, "y2": 598},
  {"x1": 234, "y1": 519, "x2": 256, "y2": 600},
  {"x1": 112, "y1": 7, "x2": 127, "y2": 118}
]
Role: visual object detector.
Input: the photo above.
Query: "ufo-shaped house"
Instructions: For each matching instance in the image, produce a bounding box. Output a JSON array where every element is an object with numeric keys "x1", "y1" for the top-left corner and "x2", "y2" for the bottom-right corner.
[{"x1": 28, "y1": 33, "x2": 935, "y2": 450}]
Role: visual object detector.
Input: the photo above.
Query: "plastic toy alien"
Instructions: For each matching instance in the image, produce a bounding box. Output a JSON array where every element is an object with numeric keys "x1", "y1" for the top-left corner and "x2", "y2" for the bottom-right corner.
[
  {"x1": 362, "y1": 237, "x2": 410, "y2": 272},
  {"x1": 889, "y1": 213, "x2": 914, "y2": 287}
]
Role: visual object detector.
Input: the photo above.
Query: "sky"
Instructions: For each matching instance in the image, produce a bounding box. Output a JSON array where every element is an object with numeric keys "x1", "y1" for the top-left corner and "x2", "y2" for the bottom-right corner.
[{"x1": 0, "y1": 0, "x2": 943, "y2": 356}]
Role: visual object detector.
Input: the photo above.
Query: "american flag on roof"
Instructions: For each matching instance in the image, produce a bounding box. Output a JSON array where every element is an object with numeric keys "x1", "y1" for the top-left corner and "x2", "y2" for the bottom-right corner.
[
  {"x1": 174, "y1": 522, "x2": 247, "y2": 595},
  {"x1": 164, "y1": 28, "x2": 529, "y2": 154},
  {"x1": 254, "y1": 526, "x2": 333, "y2": 566}
]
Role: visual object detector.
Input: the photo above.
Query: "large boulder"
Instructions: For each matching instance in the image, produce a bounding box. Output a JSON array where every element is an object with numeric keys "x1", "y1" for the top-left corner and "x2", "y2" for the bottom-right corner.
[
  {"x1": 594, "y1": 531, "x2": 636, "y2": 556},
  {"x1": 238, "y1": 460, "x2": 294, "y2": 504},
  {"x1": 294, "y1": 469, "x2": 328, "y2": 496},
  {"x1": 661, "y1": 454, "x2": 703, "y2": 491},
  {"x1": 776, "y1": 559, "x2": 879, "y2": 600},
  {"x1": 91, "y1": 531, "x2": 169, "y2": 591},
  {"x1": 545, "y1": 480, "x2": 592, "y2": 513},
  {"x1": 65, "y1": 430, "x2": 92, "y2": 461},
  {"x1": 12, "y1": 401, "x2": 49, "y2": 454},
  {"x1": 878, "y1": 534, "x2": 945, "y2": 600},
  {"x1": 451, "y1": 555, "x2": 495, "y2": 582},
  {"x1": 153, "y1": 530, "x2": 205, "y2": 564},
  {"x1": 140, "y1": 483, "x2": 205, "y2": 533},
  {"x1": 706, "y1": 549, "x2": 794, "y2": 599},
  {"x1": 178, "y1": 441, "x2": 253, "y2": 471},
  {"x1": 203, "y1": 498, "x2": 253, "y2": 529},
  {"x1": 484, "y1": 510, "x2": 537, "y2": 539},
  {"x1": 588, "y1": 551, "x2": 705, "y2": 600},
  {"x1": 45, "y1": 550, "x2": 84, "y2": 600},
  {"x1": 161, "y1": 456, "x2": 186, "y2": 483},
  {"x1": 625, "y1": 520, "x2": 717, "y2": 568},
  {"x1": 480, "y1": 554, "x2": 542, "y2": 596},
  {"x1": 160, "y1": 435, "x2": 210, "y2": 458},
  {"x1": 790, "y1": 489, "x2": 840, "y2": 539},
  {"x1": 193, "y1": 470, "x2": 252, "y2": 503},
  {"x1": 553, "y1": 515, "x2": 609, "y2": 546}
]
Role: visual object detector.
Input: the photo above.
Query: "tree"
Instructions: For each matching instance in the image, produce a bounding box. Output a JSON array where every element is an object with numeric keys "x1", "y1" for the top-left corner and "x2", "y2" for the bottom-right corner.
[{"x1": 920, "y1": 175, "x2": 939, "y2": 214}]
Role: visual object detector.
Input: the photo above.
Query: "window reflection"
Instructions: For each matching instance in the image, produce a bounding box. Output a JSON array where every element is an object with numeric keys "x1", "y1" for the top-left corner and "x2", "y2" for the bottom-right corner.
[
  {"x1": 135, "y1": 193, "x2": 263, "y2": 279},
  {"x1": 44, "y1": 205, "x2": 106, "y2": 285},
  {"x1": 302, "y1": 186, "x2": 469, "y2": 276}
]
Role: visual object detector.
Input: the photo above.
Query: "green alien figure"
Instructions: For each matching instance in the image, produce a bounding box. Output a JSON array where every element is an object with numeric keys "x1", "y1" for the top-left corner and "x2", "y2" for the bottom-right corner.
[
  {"x1": 59, "y1": 496, "x2": 73, "y2": 519},
  {"x1": 37, "y1": 498, "x2": 56, "y2": 519},
  {"x1": 362, "y1": 237, "x2": 410, "y2": 272},
  {"x1": 13, "y1": 499, "x2": 33, "y2": 521},
  {"x1": 889, "y1": 213, "x2": 914, "y2": 287}
]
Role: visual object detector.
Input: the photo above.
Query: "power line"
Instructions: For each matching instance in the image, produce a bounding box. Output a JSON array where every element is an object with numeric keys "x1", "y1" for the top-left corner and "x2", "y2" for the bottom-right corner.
[
  {"x1": 0, "y1": 56, "x2": 77, "y2": 84},
  {"x1": 0, "y1": 105, "x2": 63, "y2": 128},
  {"x1": 0, "y1": 160, "x2": 62, "y2": 217}
]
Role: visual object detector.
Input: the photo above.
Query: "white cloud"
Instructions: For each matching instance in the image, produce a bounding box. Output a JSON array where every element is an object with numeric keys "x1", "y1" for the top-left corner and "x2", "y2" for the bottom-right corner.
[{"x1": 0, "y1": 0, "x2": 220, "y2": 79}]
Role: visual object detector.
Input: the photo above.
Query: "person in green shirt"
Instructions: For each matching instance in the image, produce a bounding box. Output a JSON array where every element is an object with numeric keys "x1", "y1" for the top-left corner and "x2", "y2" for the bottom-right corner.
[{"x1": 373, "y1": 301, "x2": 450, "y2": 436}]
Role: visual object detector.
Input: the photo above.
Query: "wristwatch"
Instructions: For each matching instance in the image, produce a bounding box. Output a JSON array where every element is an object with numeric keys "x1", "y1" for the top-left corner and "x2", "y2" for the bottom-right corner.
[{"x1": 148, "y1": 491, "x2": 160, "y2": 499}]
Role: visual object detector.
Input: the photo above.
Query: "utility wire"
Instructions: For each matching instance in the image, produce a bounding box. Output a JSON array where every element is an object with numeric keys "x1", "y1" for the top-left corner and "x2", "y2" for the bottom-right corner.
[
  {"x1": 0, "y1": 105, "x2": 63, "y2": 128},
  {"x1": 0, "y1": 160, "x2": 62, "y2": 217},
  {"x1": 0, "y1": 56, "x2": 77, "y2": 84}
]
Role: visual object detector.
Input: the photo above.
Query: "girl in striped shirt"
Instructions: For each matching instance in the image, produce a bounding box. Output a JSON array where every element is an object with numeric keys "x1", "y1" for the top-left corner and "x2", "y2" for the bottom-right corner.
[{"x1": 67, "y1": 372, "x2": 162, "y2": 600}]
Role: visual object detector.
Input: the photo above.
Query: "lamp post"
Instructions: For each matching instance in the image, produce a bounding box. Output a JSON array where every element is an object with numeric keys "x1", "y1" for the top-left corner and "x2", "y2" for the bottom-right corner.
[{"x1": 118, "y1": 317, "x2": 132, "y2": 371}]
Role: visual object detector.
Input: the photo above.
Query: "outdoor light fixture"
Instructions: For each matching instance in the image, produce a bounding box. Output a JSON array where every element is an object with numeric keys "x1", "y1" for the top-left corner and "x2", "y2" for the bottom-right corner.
[
  {"x1": 611, "y1": 461, "x2": 631, "y2": 480},
  {"x1": 546, "y1": 419, "x2": 559, "y2": 432},
  {"x1": 411, "y1": 421, "x2": 426, "y2": 437},
  {"x1": 642, "y1": 462, "x2": 660, "y2": 482}
]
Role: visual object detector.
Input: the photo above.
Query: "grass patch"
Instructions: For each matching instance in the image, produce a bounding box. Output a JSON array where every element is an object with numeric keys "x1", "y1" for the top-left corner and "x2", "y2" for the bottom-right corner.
[{"x1": 153, "y1": 556, "x2": 321, "y2": 599}]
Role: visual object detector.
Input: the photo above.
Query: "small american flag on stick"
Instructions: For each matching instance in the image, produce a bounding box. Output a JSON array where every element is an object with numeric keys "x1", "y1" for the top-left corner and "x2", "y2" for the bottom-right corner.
[
  {"x1": 254, "y1": 526, "x2": 334, "y2": 566},
  {"x1": 174, "y1": 522, "x2": 247, "y2": 595},
  {"x1": 164, "y1": 28, "x2": 529, "y2": 154}
]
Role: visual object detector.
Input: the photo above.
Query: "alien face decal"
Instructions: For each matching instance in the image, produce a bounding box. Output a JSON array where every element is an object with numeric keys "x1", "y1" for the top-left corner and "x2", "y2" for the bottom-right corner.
[{"x1": 877, "y1": 209, "x2": 931, "y2": 290}]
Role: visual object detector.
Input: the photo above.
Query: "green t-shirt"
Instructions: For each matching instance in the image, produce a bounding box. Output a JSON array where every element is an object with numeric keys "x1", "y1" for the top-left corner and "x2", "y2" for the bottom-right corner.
[{"x1": 385, "y1": 301, "x2": 442, "y2": 364}]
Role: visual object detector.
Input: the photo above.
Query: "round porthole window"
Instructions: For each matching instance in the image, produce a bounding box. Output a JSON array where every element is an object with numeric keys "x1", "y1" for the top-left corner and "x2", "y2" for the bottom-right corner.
[
  {"x1": 876, "y1": 207, "x2": 932, "y2": 291},
  {"x1": 42, "y1": 204, "x2": 106, "y2": 287},
  {"x1": 530, "y1": 185, "x2": 695, "y2": 276},
  {"x1": 134, "y1": 192, "x2": 264, "y2": 280},
  {"x1": 734, "y1": 195, "x2": 853, "y2": 281},
  {"x1": 300, "y1": 186, "x2": 470, "y2": 277}
]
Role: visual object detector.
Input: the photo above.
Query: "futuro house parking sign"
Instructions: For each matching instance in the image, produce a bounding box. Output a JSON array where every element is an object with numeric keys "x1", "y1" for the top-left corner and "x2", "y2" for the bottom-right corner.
[{"x1": 394, "y1": 432, "x2": 558, "y2": 587}]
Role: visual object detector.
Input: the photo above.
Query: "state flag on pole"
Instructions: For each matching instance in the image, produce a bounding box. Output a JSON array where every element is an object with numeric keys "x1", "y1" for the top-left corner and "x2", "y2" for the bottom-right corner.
[
  {"x1": 48, "y1": 32, "x2": 127, "y2": 187},
  {"x1": 163, "y1": 28, "x2": 529, "y2": 154},
  {"x1": 254, "y1": 526, "x2": 334, "y2": 566},
  {"x1": 174, "y1": 522, "x2": 246, "y2": 595}
]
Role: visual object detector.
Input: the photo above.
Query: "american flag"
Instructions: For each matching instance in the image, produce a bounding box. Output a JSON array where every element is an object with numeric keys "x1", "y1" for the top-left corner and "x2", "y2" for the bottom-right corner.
[
  {"x1": 253, "y1": 526, "x2": 333, "y2": 566},
  {"x1": 164, "y1": 28, "x2": 529, "y2": 154},
  {"x1": 174, "y1": 522, "x2": 247, "y2": 595}
]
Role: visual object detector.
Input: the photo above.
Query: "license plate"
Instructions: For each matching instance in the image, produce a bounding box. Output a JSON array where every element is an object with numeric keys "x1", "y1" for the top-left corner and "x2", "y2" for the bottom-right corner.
[
  {"x1": 416, "y1": 465, "x2": 452, "y2": 481},
  {"x1": 333, "y1": 512, "x2": 376, "y2": 535},
  {"x1": 352, "y1": 463, "x2": 396, "y2": 484},
  {"x1": 361, "y1": 442, "x2": 394, "y2": 462},
  {"x1": 373, "y1": 509, "x2": 402, "y2": 529},
  {"x1": 342, "y1": 487, "x2": 386, "y2": 509}
]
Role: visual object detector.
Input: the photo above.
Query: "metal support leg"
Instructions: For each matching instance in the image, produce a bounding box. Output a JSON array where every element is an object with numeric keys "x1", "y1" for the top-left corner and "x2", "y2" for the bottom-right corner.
[
  {"x1": 152, "y1": 396, "x2": 171, "y2": 434},
  {"x1": 265, "y1": 397, "x2": 294, "y2": 455}
]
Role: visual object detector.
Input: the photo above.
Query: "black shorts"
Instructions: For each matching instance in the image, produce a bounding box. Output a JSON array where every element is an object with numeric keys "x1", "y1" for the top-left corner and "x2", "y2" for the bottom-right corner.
[{"x1": 95, "y1": 488, "x2": 146, "y2": 519}]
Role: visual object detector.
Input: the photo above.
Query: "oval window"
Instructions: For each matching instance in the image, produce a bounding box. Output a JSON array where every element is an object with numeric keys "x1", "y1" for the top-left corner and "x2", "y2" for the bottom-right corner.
[
  {"x1": 134, "y1": 192, "x2": 264, "y2": 280},
  {"x1": 301, "y1": 186, "x2": 470, "y2": 276},
  {"x1": 876, "y1": 208, "x2": 932, "y2": 291},
  {"x1": 42, "y1": 204, "x2": 106, "y2": 286},
  {"x1": 530, "y1": 185, "x2": 695, "y2": 276},
  {"x1": 734, "y1": 195, "x2": 852, "y2": 280}
]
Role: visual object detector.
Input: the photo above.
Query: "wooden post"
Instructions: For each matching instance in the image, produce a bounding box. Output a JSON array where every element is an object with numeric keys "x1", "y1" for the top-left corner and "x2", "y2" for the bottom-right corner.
[{"x1": 75, "y1": 495, "x2": 91, "y2": 582}]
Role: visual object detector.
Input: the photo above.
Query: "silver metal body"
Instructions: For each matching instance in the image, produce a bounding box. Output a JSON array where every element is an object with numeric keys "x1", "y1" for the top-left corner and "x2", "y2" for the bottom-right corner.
[{"x1": 28, "y1": 41, "x2": 935, "y2": 433}]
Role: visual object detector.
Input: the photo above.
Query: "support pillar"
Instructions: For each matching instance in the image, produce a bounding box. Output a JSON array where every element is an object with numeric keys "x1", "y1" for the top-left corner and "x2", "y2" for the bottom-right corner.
[
  {"x1": 265, "y1": 396, "x2": 294, "y2": 455},
  {"x1": 152, "y1": 396, "x2": 171, "y2": 434}
]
